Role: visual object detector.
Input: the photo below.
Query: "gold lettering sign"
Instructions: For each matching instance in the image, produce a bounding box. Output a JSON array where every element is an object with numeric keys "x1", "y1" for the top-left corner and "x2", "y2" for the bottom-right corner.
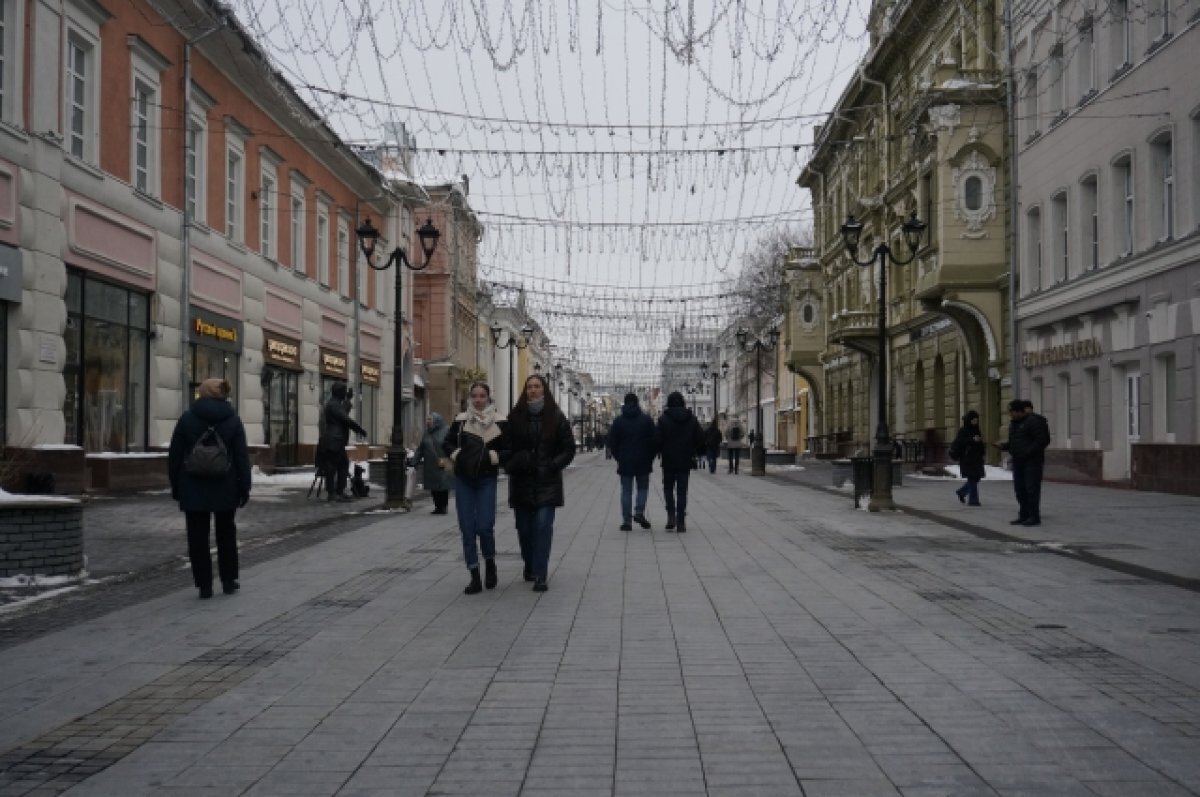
[
  {"x1": 319, "y1": 347, "x2": 347, "y2": 377},
  {"x1": 1022, "y1": 338, "x2": 1103, "y2": 368},
  {"x1": 361, "y1": 361, "x2": 381, "y2": 386},
  {"x1": 264, "y1": 335, "x2": 301, "y2": 368},
  {"x1": 193, "y1": 316, "x2": 239, "y2": 344}
]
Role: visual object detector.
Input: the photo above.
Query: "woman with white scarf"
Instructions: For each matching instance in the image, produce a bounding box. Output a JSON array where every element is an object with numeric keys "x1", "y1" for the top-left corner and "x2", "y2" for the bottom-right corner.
[{"x1": 443, "y1": 382, "x2": 509, "y2": 594}]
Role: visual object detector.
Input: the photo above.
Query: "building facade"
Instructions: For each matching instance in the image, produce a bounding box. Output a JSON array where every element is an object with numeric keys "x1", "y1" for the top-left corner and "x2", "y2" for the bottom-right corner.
[
  {"x1": 0, "y1": 0, "x2": 413, "y2": 491},
  {"x1": 660, "y1": 326, "x2": 717, "y2": 424},
  {"x1": 793, "y1": 0, "x2": 1013, "y2": 460},
  {"x1": 1013, "y1": 0, "x2": 1200, "y2": 492}
]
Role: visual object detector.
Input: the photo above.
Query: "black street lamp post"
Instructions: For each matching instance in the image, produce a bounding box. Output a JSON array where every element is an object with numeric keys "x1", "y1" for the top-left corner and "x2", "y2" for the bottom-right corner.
[
  {"x1": 839, "y1": 211, "x2": 927, "y2": 511},
  {"x1": 491, "y1": 322, "x2": 533, "y2": 410},
  {"x1": 356, "y1": 216, "x2": 441, "y2": 511},
  {"x1": 736, "y1": 327, "x2": 780, "y2": 477},
  {"x1": 700, "y1": 361, "x2": 730, "y2": 424}
]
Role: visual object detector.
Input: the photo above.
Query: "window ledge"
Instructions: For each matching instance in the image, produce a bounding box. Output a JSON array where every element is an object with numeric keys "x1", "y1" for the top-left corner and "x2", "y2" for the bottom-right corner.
[
  {"x1": 1024, "y1": 131, "x2": 1042, "y2": 146},
  {"x1": 1076, "y1": 89, "x2": 1098, "y2": 108},
  {"x1": 132, "y1": 188, "x2": 163, "y2": 211},
  {"x1": 318, "y1": 283, "x2": 331, "y2": 293},
  {"x1": 0, "y1": 120, "x2": 30, "y2": 145},
  {"x1": 1147, "y1": 33, "x2": 1173, "y2": 55},
  {"x1": 63, "y1": 153, "x2": 105, "y2": 182},
  {"x1": 291, "y1": 268, "x2": 309, "y2": 282},
  {"x1": 225, "y1": 239, "x2": 248, "y2": 255},
  {"x1": 1110, "y1": 62, "x2": 1132, "y2": 82},
  {"x1": 1049, "y1": 111, "x2": 1069, "y2": 128}
]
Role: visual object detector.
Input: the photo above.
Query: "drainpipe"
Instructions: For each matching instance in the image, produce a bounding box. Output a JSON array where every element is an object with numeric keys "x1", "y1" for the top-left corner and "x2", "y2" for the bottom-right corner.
[
  {"x1": 1003, "y1": 0, "x2": 1021, "y2": 400},
  {"x1": 180, "y1": 16, "x2": 225, "y2": 414}
]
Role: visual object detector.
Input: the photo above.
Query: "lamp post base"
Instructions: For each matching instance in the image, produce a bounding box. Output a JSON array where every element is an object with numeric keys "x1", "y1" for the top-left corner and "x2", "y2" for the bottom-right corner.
[
  {"x1": 383, "y1": 446, "x2": 411, "y2": 512},
  {"x1": 751, "y1": 444, "x2": 767, "y2": 477},
  {"x1": 867, "y1": 443, "x2": 896, "y2": 512}
]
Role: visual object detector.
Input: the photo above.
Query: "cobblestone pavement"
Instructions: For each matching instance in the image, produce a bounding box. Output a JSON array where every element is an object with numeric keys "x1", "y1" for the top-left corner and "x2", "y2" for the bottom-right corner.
[{"x1": 1, "y1": 452, "x2": 1198, "y2": 796}]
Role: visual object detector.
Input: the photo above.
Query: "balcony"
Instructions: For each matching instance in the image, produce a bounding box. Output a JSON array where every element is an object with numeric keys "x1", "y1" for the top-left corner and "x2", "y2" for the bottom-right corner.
[{"x1": 828, "y1": 310, "x2": 879, "y2": 356}]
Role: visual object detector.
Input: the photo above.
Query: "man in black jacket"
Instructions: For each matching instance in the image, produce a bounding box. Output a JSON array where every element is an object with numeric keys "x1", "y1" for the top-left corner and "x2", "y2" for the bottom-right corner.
[
  {"x1": 318, "y1": 382, "x2": 366, "y2": 502},
  {"x1": 999, "y1": 399, "x2": 1051, "y2": 526},
  {"x1": 657, "y1": 392, "x2": 705, "y2": 532},
  {"x1": 608, "y1": 393, "x2": 657, "y2": 530}
]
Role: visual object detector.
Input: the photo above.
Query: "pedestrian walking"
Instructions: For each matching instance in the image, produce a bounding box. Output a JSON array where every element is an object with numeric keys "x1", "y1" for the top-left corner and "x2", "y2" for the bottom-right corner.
[
  {"x1": 948, "y1": 410, "x2": 986, "y2": 506},
  {"x1": 725, "y1": 419, "x2": 745, "y2": 473},
  {"x1": 657, "y1": 392, "x2": 705, "y2": 532},
  {"x1": 167, "y1": 378, "x2": 251, "y2": 600},
  {"x1": 703, "y1": 420, "x2": 723, "y2": 474},
  {"x1": 415, "y1": 413, "x2": 453, "y2": 514},
  {"x1": 998, "y1": 399, "x2": 1051, "y2": 526},
  {"x1": 317, "y1": 382, "x2": 366, "y2": 502},
  {"x1": 444, "y1": 383, "x2": 508, "y2": 594},
  {"x1": 608, "y1": 392, "x2": 657, "y2": 531},
  {"x1": 504, "y1": 375, "x2": 576, "y2": 592}
]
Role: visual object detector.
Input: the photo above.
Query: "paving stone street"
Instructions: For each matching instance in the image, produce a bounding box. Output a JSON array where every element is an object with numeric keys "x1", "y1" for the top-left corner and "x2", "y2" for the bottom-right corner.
[{"x1": 1, "y1": 452, "x2": 1199, "y2": 796}]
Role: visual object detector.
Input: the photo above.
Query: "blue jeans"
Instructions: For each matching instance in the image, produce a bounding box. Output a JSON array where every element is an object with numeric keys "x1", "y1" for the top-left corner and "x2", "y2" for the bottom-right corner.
[
  {"x1": 706, "y1": 447, "x2": 719, "y2": 473},
  {"x1": 455, "y1": 475, "x2": 497, "y2": 569},
  {"x1": 515, "y1": 505, "x2": 556, "y2": 581},
  {"x1": 662, "y1": 469, "x2": 691, "y2": 518},
  {"x1": 619, "y1": 473, "x2": 649, "y2": 522},
  {"x1": 956, "y1": 478, "x2": 981, "y2": 505}
]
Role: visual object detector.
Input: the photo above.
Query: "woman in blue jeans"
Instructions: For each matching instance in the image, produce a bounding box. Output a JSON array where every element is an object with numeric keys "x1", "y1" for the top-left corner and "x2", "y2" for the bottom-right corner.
[
  {"x1": 444, "y1": 382, "x2": 508, "y2": 594},
  {"x1": 503, "y1": 375, "x2": 576, "y2": 592}
]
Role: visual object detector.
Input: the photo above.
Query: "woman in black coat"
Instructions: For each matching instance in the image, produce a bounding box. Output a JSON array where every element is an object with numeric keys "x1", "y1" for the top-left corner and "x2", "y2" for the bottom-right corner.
[
  {"x1": 168, "y1": 378, "x2": 252, "y2": 599},
  {"x1": 504, "y1": 375, "x2": 576, "y2": 592},
  {"x1": 949, "y1": 409, "x2": 986, "y2": 506}
]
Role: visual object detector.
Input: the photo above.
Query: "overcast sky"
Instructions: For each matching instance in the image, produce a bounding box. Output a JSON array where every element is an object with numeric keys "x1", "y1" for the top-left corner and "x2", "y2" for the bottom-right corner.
[{"x1": 230, "y1": 0, "x2": 870, "y2": 385}]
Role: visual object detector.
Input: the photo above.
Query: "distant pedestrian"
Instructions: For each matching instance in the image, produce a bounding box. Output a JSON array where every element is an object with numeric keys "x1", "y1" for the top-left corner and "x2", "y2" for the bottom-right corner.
[
  {"x1": 504, "y1": 375, "x2": 576, "y2": 592},
  {"x1": 317, "y1": 382, "x2": 366, "y2": 502},
  {"x1": 998, "y1": 399, "x2": 1051, "y2": 526},
  {"x1": 444, "y1": 383, "x2": 508, "y2": 594},
  {"x1": 948, "y1": 410, "x2": 986, "y2": 506},
  {"x1": 608, "y1": 392, "x2": 657, "y2": 531},
  {"x1": 703, "y1": 420, "x2": 723, "y2": 474},
  {"x1": 748, "y1": 429, "x2": 757, "y2": 448},
  {"x1": 415, "y1": 413, "x2": 453, "y2": 514},
  {"x1": 657, "y1": 392, "x2": 705, "y2": 532},
  {"x1": 168, "y1": 378, "x2": 251, "y2": 600},
  {"x1": 726, "y1": 419, "x2": 745, "y2": 474}
]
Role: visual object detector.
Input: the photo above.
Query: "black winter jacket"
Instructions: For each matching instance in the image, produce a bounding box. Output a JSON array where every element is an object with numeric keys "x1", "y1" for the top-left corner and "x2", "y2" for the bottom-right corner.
[
  {"x1": 949, "y1": 417, "x2": 987, "y2": 481},
  {"x1": 657, "y1": 407, "x2": 705, "y2": 472},
  {"x1": 1008, "y1": 412, "x2": 1051, "y2": 462},
  {"x1": 318, "y1": 398, "x2": 366, "y2": 454},
  {"x1": 704, "y1": 425, "x2": 723, "y2": 449},
  {"x1": 444, "y1": 413, "x2": 508, "y2": 481},
  {"x1": 608, "y1": 403, "x2": 657, "y2": 476},
  {"x1": 168, "y1": 397, "x2": 252, "y2": 513},
  {"x1": 504, "y1": 408, "x2": 576, "y2": 508}
]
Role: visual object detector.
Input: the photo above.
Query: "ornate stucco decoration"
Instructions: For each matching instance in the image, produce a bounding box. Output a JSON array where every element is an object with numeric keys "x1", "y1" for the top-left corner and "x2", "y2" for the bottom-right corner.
[
  {"x1": 928, "y1": 103, "x2": 961, "y2": 132},
  {"x1": 951, "y1": 150, "x2": 997, "y2": 238}
]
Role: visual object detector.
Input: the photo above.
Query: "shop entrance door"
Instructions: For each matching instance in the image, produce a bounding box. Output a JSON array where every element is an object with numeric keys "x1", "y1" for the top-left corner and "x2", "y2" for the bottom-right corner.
[{"x1": 263, "y1": 367, "x2": 299, "y2": 467}]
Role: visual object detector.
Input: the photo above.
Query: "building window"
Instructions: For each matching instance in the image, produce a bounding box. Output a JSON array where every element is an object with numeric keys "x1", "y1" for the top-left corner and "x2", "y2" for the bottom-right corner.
[
  {"x1": 1151, "y1": 133, "x2": 1174, "y2": 242},
  {"x1": 66, "y1": 37, "x2": 91, "y2": 160},
  {"x1": 1022, "y1": 70, "x2": 1039, "y2": 139},
  {"x1": 290, "y1": 193, "x2": 305, "y2": 271},
  {"x1": 1026, "y1": 206, "x2": 1043, "y2": 292},
  {"x1": 317, "y1": 206, "x2": 330, "y2": 285},
  {"x1": 260, "y1": 171, "x2": 276, "y2": 259},
  {"x1": 1112, "y1": 0, "x2": 1132, "y2": 71},
  {"x1": 63, "y1": 271, "x2": 150, "y2": 452},
  {"x1": 1077, "y1": 22, "x2": 1095, "y2": 99},
  {"x1": 337, "y1": 221, "x2": 350, "y2": 298},
  {"x1": 0, "y1": 0, "x2": 24, "y2": 125},
  {"x1": 920, "y1": 171, "x2": 936, "y2": 239},
  {"x1": 0, "y1": 2, "x2": 8, "y2": 122},
  {"x1": 1153, "y1": 352, "x2": 1176, "y2": 441},
  {"x1": 1084, "y1": 367, "x2": 1099, "y2": 446},
  {"x1": 1057, "y1": 372, "x2": 1071, "y2": 442},
  {"x1": 226, "y1": 147, "x2": 243, "y2": 242},
  {"x1": 1051, "y1": 191, "x2": 1069, "y2": 282},
  {"x1": 132, "y1": 83, "x2": 151, "y2": 192},
  {"x1": 1150, "y1": 0, "x2": 1171, "y2": 42},
  {"x1": 1047, "y1": 49, "x2": 1064, "y2": 118},
  {"x1": 1113, "y1": 155, "x2": 1134, "y2": 256},
  {"x1": 1080, "y1": 175, "x2": 1099, "y2": 270}
]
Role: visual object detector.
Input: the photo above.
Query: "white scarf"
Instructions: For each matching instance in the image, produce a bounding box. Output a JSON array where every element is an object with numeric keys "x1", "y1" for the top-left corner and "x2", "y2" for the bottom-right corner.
[{"x1": 461, "y1": 405, "x2": 501, "y2": 444}]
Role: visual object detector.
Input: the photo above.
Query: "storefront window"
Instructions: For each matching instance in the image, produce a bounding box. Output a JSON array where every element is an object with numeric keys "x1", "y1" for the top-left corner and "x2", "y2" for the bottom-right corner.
[
  {"x1": 0, "y1": 302, "x2": 7, "y2": 447},
  {"x1": 359, "y1": 384, "x2": 377, "y2": 443},
  {"x1": 262, "y1": 366, "x2": 299, "y2": 467},
  {"x1": 185, "y1": 345, "x2": 239, "y2": 404},
  {"x1": 64, "y1": 271, "x2": 150, "y2": 451}
]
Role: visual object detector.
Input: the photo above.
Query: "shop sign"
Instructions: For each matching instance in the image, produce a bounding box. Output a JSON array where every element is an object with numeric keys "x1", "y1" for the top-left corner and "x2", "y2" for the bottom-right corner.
[
  {"x1": 360, "y1": 360, "x2": 381, "y2": 386},
  {"x1": 189, "y1": 306, "x2": 243, "y2": 353},
  {"x1": 0, "y1": 244, "x2": 22, "y2": 303},
  {"x1": 263, "y1": 333, "x2": 302, "y2": 369},
  {"x1": 1022, "y1": 338, "x2": 1102, "y2": 367},
  {"x1": 910, "y1": 317, "x2": 953, "y2": 341},
  {"x1": 320, "y1": 347, "x2": 348, "y2": 378}
]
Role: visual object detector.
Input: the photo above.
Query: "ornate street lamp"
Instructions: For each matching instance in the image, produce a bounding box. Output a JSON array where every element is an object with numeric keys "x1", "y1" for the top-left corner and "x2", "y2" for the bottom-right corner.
[
  {"x1": 736, "y1": 327, "x2": 780, "y2": 477},
  {"x1": 356, "y1": 216, "x2": 441, "y2": 510},
  {"x1": 839, "y1": 210, "x2": 926, "y2": 511},
  {"x1": 700, "y1": 360, "x2": 729, "y2": 422},
  {"x1": 491, "y1": 321, "x2": 534, "y2": 411}
]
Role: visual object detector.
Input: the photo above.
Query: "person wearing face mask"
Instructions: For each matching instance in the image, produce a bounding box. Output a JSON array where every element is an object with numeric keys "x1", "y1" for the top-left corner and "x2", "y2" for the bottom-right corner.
[
  {"x1": 444, "y1": 382, "x2": 509, "y2": 594},
  {"x1": 503, "y1": 375, "x2": 576, "y2": 592}
]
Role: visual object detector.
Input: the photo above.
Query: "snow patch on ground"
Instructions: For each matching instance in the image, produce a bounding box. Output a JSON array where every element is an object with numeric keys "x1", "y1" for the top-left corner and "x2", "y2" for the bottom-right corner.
[
  {"x1": 0, "y1": 488, "x2": 80, "y2": 505},
  {"x1": 910, "y1": 464, "x2": 1013, "y2": 481}
]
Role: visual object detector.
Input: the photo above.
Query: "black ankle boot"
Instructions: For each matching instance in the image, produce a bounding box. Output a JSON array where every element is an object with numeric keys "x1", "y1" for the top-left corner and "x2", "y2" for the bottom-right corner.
[
  {"x1": 523, "y1": 564, "x2": 534, "y2": 582},
  {"x1": 464, "y1": 567, "x2": 483, "y2": 595},
  {"x1": 677, "y1": 517, "x2": 687, "y2": 533},
  {"x1": 665, "y1": 512, "x2": 676, "y2": 531},
  {"x1": 484, "y1": 559, "x2": 497, "y2": 589}
]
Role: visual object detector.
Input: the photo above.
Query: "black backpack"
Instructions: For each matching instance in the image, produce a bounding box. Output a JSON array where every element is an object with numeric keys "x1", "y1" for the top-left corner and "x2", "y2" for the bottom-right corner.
[{"x1": 184, "y1": 425, "x2": 232, "y2": 479}]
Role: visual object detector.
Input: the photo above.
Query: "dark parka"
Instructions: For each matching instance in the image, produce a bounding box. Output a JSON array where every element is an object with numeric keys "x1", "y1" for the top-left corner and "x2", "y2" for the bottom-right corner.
[
  {"x1": 414, "y1": 413, "x2": 454, "y2": 492},
  {"x1": 657, "y1": 406, "x2": 705, "y2": 472},
  {"x1": 703, "y1": 423, "x2": 723, "y2": 450},
  {"x1": 168, "y1": 397, "x2": 252, "y2": 513},
  {"x1": 318, "y1": 396, "x2": 366, "y2": 455},
  {"x1": 504, "y1": 407, "x2": 576, "y2": 508},
  {"x1": 443, "y1": 412, "x2": 508, "y2": 480},
  {"x1": 608, "y1": 403, "x2": 657, "y2": 476},
  {"x1": 949, "y1": 411, "x2": 987, "y2": 481},
  {"x1": 1007, "y1": 411, "x2": 1052, "y2": 462}
]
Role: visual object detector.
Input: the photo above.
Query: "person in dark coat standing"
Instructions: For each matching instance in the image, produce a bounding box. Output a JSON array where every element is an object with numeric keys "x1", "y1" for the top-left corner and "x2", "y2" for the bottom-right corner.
[
  {"x1": 725, "y1": 419, "x2": 745, "y2": 473},
  {"x1": 949, "y1": 409, "x2": 986, "y2": 506},
  {"x1": 504, "y1": 375, "x2": 576, "y2": 592},
  {"x1": 608, "y1": 392, "x2": 657, "y2": 531},
  {"x1": 317, "y1": 382, "x2": 366, "y2": 502},
  {"x1": 998, "y1": 399, "x2": 1051, "y2": 526},
  {"x1": 415, "y1": 412, "x2": 454, "y2": 514},
  {"x1": 657, "y1": 392, "x2": 705, "y2": 532},
  {"x1": 703, "y1": 421, "x2": 723, "y2": 474},
  {"x1": 168, "y1": 378, "x2": 251, "y2": 600}
]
